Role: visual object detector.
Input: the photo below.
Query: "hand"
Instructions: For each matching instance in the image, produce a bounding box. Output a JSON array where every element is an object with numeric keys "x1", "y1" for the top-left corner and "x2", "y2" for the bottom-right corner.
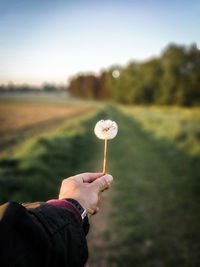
[{"x1": 59, "y1": 172, "x2": 113, "y2": 216}]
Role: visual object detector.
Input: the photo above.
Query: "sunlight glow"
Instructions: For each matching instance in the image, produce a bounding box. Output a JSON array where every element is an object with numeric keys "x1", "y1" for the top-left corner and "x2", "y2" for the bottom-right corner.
[{"x1": 112, "y1": 70, "x2": 120, "y2": 78}]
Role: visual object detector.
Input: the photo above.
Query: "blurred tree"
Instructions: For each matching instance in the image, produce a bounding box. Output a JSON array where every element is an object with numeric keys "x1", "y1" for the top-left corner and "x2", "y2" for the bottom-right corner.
[
  {"x1": 138, "y1": 58, "x2": 163, "y2": 104},
  {"x1": 68, "y1": 74, "x2": 84, "y2": 97},
  {"x1": 159, "y1": 43, "x2": 200, "y2": 106},
  {"x1": 185, "y1": 44, "x2": 200, "y2": 106},
  {"x1": 97, "y1": 71, "x2": 112, "y2": 100},
  {"x1": 104, "y1": 63, "x2": 137, "y2": 104},
  {"x1": 82, "y1": 74, "x2": 99, "y2": 99},
  {"x1": 42, "y1": 83, "x2": 57, "y2": 92},
  {"x1": 68, "y1": 74, "x2": 99, "y2": 99}
]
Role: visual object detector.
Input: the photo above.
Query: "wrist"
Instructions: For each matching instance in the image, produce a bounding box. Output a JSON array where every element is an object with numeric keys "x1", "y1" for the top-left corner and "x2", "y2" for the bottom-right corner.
[
  {"x1": 63, "y1": 198, "x2": 90, "y2": 235},
  {"x1": 63, "y1": 198, "x2": 87, "y2": 221},
  {"x1": 47, "y1": 199, "x2": 82, "y2": 224}
]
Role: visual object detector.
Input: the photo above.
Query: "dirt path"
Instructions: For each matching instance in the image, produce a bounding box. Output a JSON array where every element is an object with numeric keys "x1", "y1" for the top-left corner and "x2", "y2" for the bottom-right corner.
[{"x1": 86, "y1": 192, "x2": 112, "y2": 267}]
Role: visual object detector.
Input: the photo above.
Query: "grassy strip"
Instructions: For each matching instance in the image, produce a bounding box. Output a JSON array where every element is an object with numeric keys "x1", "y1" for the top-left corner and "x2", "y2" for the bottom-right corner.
[
  {"x1": 0, "y1": 110, "x2": 106, "y2": 203},
  {"x1": 121, "y1": 105, "x2": 200, "y2": 155}
]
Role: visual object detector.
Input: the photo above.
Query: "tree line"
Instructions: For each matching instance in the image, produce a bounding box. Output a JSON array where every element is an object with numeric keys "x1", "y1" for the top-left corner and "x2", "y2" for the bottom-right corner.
[
  {"x1": 68, "y1": 43, "x2": 200, "y2": 106},
  {"x1": 0, "y1": 83, "x2": 66, "y2": 93}
]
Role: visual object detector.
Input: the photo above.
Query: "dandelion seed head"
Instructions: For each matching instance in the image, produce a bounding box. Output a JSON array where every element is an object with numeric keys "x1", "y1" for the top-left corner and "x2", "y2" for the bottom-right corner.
[{"x1": 94, "y1": 120, "x2": 118, "y2": 140}]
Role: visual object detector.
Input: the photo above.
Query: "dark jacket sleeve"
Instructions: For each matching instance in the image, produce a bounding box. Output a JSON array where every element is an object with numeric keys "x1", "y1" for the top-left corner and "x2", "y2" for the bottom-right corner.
[{"x1": 0, "y1": 202, "x2": 88, "y2": 267}]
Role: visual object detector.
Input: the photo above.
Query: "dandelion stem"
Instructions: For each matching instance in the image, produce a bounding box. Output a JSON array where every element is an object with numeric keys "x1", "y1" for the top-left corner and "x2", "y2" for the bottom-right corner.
[{"x1": 103, "y1": 139, "x2": 108, "y2": 174}]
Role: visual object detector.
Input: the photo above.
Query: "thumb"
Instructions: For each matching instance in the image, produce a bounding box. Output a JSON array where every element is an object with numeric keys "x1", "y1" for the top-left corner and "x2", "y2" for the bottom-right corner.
[{"x1": 91, "y1": 174, "x2": 113, "y2": 192}]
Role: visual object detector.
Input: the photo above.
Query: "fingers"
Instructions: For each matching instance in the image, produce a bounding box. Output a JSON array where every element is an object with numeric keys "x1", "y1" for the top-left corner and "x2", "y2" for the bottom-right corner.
[
  {"x1": 91, "y1": 174, "x2": 113, "y2": 192},
  {"x1": 74, "y1": 172, "x2": 103, "y2": 183}
]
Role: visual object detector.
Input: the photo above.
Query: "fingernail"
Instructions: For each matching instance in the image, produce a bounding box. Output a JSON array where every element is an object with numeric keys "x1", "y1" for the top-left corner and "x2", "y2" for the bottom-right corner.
[{"x1": 104, "y1": 174, "x2": 113, "y2": 184}]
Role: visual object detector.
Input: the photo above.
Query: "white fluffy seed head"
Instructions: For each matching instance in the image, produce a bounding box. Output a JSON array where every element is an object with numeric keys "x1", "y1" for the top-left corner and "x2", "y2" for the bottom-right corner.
[{"x1": 94, "y1": 120, "x2": 118, "y2": 140}]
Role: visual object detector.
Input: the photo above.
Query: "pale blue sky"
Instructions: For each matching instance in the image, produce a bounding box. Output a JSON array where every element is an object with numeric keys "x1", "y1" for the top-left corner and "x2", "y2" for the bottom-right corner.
[{"x1": 0, "y1": 0, "x2": 199, "y2": 85}]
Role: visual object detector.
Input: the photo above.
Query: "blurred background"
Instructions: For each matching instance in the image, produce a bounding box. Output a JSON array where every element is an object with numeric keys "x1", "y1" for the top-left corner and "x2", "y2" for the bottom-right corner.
[{"x1": 0, "y1": 0, "x2": 200, "y2": 266}]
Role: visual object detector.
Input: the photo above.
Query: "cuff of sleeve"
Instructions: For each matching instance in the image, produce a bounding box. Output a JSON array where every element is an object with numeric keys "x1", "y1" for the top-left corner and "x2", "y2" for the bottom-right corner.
[{"x1": 46, "y1": 199, "x2": 82, "y2": 225}]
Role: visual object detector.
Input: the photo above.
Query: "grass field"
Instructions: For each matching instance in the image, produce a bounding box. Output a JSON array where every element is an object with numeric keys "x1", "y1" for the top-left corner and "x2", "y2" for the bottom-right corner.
[
  {"x1": 0, "y1": 93, "x2": 95, "y2": 154},
  {"x1": 0, "y1": 94, "x2": 200, "y2": 267}
]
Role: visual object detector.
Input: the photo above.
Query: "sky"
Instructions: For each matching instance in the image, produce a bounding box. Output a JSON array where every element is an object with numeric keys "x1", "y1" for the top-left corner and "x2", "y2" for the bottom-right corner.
[{"x1": 0, "y1": 0, "x2": 200, "y2": 85}]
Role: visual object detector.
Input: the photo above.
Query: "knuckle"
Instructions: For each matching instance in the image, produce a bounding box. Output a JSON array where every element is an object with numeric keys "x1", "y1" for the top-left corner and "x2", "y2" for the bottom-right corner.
[{"x1": 62, "y1": 179, "x2": 68, "y2": 185}]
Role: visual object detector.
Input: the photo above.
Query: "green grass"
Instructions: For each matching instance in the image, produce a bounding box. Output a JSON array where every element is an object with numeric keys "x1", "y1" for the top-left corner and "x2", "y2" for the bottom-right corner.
[
  {"x1": 0, "y1": 110, "x2": 105, "y2": 202},
  {"x1": 0, "y1": 104, "x2": 200, "y2": 266},
  {"x1": 121, "y1": 106, "x2": 200, "y2": 155}
]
